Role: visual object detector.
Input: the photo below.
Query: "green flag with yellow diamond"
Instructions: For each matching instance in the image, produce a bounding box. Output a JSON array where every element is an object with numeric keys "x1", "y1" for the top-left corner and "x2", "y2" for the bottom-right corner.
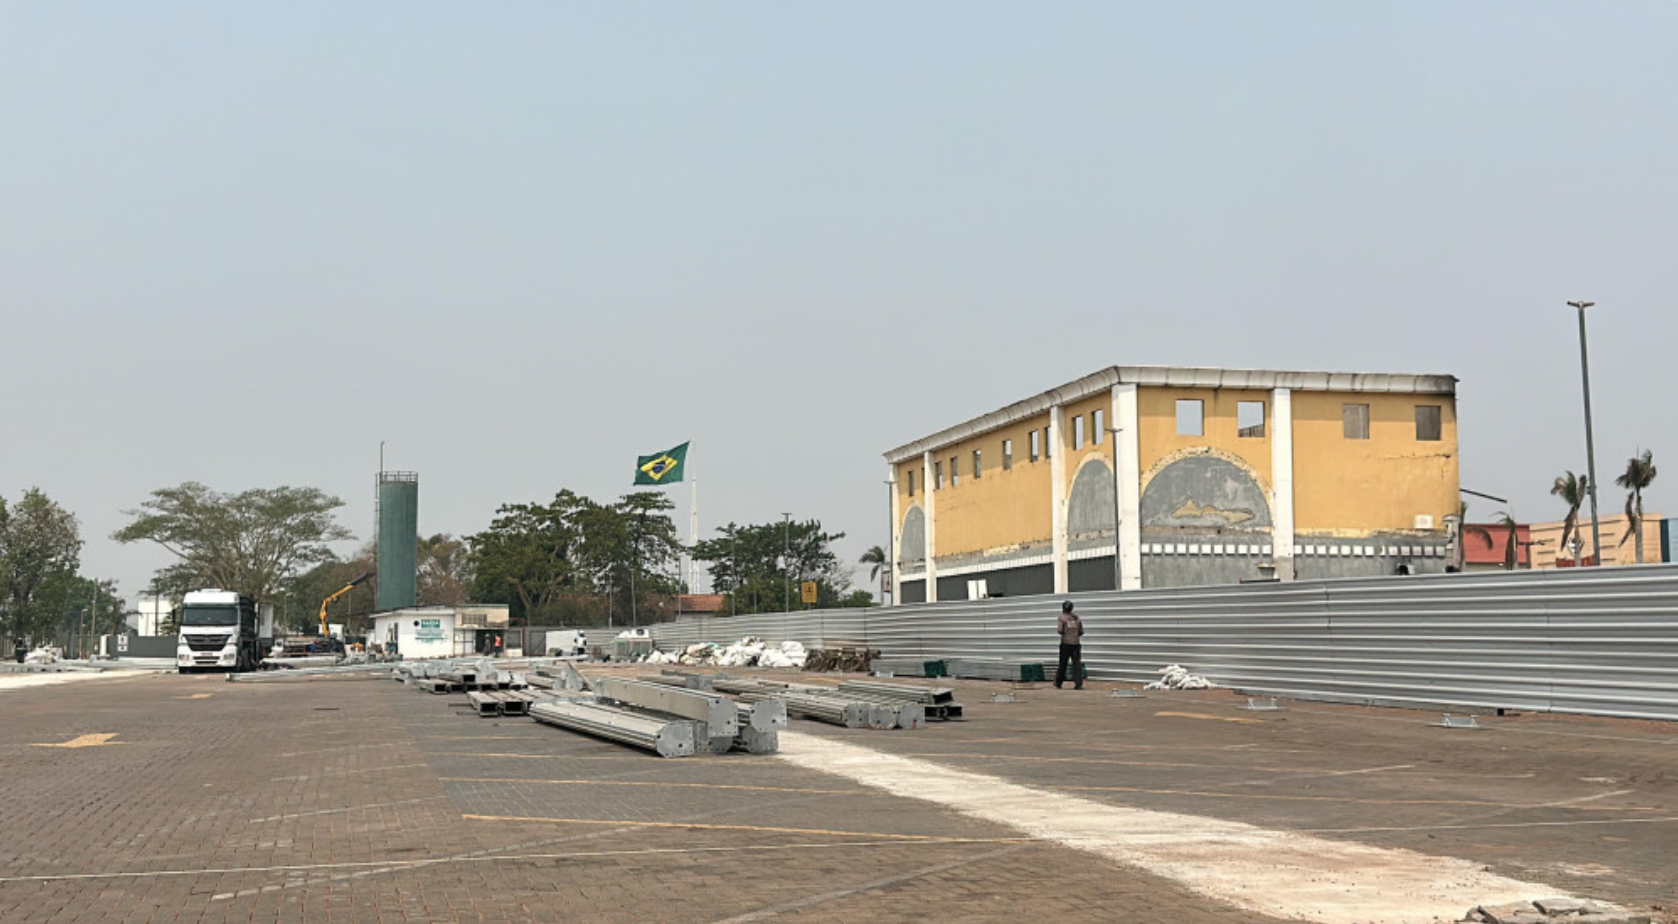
[{"x1": 634, "y1": 442, "x2": 689, "y2": 486}]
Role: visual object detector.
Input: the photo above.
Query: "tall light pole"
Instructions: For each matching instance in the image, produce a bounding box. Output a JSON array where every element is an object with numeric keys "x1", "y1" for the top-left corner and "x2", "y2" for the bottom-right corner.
[
  {"x1": 884, "y1": 479, "x2": 897, "y2": 605},
  {"x1": 1569, "y1": 300, "x2": 1603, "y2": 565},
  {"x1": 1106, "y1": 428, "x2": 1123, "y2": 591},
  {"x1": 781, "y1": 512, "x2": 792, "y2": 612}
]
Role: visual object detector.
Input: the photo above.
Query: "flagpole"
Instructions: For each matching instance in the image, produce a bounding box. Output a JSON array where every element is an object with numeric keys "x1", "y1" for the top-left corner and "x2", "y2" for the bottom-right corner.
[{"x1": 690, "y1": 477, "x2": 699, "y2": 592}]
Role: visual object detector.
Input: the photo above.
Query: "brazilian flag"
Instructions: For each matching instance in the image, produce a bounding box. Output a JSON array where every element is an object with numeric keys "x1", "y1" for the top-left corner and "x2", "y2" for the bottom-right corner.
[{"x1": 634, "y1": 442, "x2": 689, "y2": 485}]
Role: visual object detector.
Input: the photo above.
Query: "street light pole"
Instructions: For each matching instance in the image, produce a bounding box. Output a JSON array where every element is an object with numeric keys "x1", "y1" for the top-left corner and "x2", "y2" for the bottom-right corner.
[
  {"x1": 1569, "y1": 300, "x2": 1603, "y2": 565},
  {"x1": 1106, "y1": 428, "x2": 1123, "y2": 591},
  {"x1": 781, "y1": 513, "x2": 792, "y2": 612},
  {"x1": 884, "y1": 479, "x2": 896, "y2": 605}
]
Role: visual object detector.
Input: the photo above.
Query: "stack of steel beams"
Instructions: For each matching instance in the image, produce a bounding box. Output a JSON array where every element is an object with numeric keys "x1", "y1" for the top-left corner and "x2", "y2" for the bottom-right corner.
[
  {"x1": 838, "y1": 679, "x2": 964, "y2": 720},
  {"x1": 946, "y1": 657, "x2": 1045, "y2": 682}
]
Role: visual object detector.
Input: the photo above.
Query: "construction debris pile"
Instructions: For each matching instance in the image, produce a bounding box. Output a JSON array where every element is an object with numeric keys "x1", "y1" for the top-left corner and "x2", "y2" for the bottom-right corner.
[
  {"x1": 642, "y1": 637, "x2": 807, "y2": 669},
  {"x1": 1144, "y1": 664, "x2": 1216, "y2": 690},
  {"x1": 799, "y1": 647, "x2": 876, "y2": 673}
]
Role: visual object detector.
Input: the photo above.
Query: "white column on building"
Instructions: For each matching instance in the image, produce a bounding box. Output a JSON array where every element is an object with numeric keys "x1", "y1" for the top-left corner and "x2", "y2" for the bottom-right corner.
[
  {"x1": 1050, "y1": 405, "x2": 1069, "y2": 594},
  {"x1": 1114, "y1": 384, "x2": 1144, "y2": 590},
  {"x1": 923, "y1": 450, "x2": 938, "y2": 602},
  {"x1": 887, "y1": 463, "x2": 900, "y2": 607},
  {"x1": 1271, "y1": 387, "x2": 1296, "y2": 581}
]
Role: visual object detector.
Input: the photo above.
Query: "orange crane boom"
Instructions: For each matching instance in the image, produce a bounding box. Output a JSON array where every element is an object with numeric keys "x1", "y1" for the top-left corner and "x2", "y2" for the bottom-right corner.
[{"x1": 318, "y1": 572, "x2": 374, "y2": 637}]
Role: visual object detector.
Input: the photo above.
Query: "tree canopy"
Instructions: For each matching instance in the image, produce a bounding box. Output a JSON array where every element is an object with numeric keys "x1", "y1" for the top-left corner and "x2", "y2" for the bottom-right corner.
[
  {"x1": 0, "y1": 488, "x2": 84, "y2": 644},
  {"x1": 112, "y1": 482, "x2": 354, "y2": 602},
  {"x1": 692, "y1": 518, "x2": 866, "y2": 614},
  {"x1": 467, "y1": 490, "x2": 683, "y2": 625}
]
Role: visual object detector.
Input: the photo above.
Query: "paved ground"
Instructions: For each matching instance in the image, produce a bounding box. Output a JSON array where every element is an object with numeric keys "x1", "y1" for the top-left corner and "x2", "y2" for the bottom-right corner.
[{"x1": 0, "y1": 666, "x2": 1671, "y2": 923}]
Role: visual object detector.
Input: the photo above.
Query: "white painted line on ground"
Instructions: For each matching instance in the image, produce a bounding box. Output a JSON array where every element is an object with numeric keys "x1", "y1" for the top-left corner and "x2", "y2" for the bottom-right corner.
[{"x1": 776, "y1": 731, "x2": 1610, "y2": 924}]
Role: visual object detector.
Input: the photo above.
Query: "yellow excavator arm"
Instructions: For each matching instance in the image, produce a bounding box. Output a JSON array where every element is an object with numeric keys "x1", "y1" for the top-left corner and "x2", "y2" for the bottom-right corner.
[{"x1": 318, "y1": 572, "x2": 374, "y2": 637}]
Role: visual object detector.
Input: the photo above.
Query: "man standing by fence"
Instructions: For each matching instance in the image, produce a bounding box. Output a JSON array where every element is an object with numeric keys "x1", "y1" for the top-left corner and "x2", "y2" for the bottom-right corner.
[{"x1": 1055, "y1": 600, "x2": 1084, "y2": 689}]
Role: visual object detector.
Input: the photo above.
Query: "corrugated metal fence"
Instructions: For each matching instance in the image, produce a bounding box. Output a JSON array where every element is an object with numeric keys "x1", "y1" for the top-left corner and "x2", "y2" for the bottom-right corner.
[{"x1": 650, "y1": 565, "x2": 1678, "y2": 721}]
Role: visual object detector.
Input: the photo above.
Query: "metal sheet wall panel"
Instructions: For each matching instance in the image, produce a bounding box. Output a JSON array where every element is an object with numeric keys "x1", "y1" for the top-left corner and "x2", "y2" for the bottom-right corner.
[{"x1": 645, "y1": 564, "x2": 1678, "y2": 721}]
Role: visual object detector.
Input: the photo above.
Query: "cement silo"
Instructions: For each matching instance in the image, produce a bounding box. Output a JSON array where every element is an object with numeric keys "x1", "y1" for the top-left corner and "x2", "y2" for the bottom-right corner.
[{"x1": 376, "y1": 471, "x2": 418, "y2": 611}]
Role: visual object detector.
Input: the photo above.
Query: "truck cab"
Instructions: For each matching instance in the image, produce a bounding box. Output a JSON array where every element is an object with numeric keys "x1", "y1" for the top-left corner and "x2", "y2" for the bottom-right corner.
[{"x1": 176, "y1": 590, "x2": 273, "y2": 673}]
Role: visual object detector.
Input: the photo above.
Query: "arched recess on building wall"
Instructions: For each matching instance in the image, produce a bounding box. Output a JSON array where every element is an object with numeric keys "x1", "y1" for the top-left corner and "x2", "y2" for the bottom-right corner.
[
  {"x1": 1139, "y1": 449, "x2": 1273, "y2": 531},
  {"x1": 1066, "y1": 456, "x2": 1117, "y2": 540},
  {"x1": 898, "y1": 506, "x2": 927, "y2": 566}
]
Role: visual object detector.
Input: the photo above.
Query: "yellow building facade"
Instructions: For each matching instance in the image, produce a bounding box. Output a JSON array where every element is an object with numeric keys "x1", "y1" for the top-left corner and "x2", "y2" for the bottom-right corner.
[{"x1": 886, "y1": 366, "x2": 1459, "y2": 602}]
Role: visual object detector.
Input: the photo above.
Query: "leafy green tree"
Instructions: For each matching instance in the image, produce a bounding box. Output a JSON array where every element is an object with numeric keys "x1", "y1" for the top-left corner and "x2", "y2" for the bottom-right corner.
[
  {"x1": 112, "y1": 483, "x2": 353, "y2": 602},
  {"x1": 1616, "y1": 449, "x2": 1657, "y2": 563},
  {"x1": 1550, "y1": 471, "x2": 1589, "y2": 562},
  {"x1": 467, "y1": 490, "x2": 682, "y2": 626},
  {"x1": 692, "y1": 519, "x2": 854, "y2": 614},
  {"x1": 0, "y1": 489, "x2": 83, "y2": 645},
  {"x1": 275, "y1": 546, "x2": 377, "y2": 636},
  {"x1": 468, "y1": 490, "x2": 592, "y2": 624},
  {"x1": 59, "y1": 576, "x2": 125, "y2": 655},
  {"x1": 417, "y1": 533, "x2": 473, "y2": 606}
]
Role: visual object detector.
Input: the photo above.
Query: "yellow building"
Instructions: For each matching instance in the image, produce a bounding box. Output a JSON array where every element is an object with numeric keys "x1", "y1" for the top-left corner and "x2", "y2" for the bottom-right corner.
[{"x1": 885, "y1": 366, "x2": 1459, "y2": 602}]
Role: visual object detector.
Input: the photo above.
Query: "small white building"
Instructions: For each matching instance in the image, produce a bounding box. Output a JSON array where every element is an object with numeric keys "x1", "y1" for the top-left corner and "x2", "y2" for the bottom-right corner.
[{"x1": 371, "y1": 604, "x2": 510, "y2": 659}]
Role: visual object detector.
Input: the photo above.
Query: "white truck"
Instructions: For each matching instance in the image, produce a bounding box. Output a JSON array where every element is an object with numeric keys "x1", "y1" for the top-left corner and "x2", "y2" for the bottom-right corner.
[{"x1": 176, "y1": 589, "x2": 274, "y2": 673}]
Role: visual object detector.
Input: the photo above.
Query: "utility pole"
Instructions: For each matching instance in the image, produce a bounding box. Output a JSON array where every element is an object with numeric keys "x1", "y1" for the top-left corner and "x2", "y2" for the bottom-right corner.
[
  {"x1": 781, "y1": 513, "x2": 792, "y2": 613},
  {"x1": 1569, "y1": 300, "x2": 1603, "y2": 564}
]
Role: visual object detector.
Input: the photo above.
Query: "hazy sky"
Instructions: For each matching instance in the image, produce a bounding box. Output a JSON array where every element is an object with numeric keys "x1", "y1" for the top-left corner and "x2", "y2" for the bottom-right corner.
[{"x1": 6, "y1": 2, "x2": 1676, "y2": 606}]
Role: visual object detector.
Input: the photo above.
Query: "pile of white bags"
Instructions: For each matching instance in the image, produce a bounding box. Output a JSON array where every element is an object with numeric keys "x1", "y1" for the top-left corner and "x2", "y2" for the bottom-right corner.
[
  {"x1": 1143, "y1": 663, "x2": 1216, "y2": 690},
  {"x1": 641, "y1": 637, "x2": 808, "y2": 669}
]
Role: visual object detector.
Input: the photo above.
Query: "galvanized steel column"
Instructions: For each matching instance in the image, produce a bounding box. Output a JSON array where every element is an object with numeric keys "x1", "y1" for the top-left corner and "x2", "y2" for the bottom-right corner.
[
  {"x1": 923, "y1": 450, "x2": 938, "y2": 602},
  {"x1": 1051, "y1": 404, "x2": 1068, "y2": 594},
  {"x1": 1271, "y1": 387, "x2": 1296, "y2": 581},
  {"x1": 1114, "y1": 384, "x2": 1143, "y2": 590}
]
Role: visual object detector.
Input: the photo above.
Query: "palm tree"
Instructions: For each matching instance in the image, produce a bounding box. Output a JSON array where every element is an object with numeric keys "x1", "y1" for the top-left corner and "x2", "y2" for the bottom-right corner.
[
  {"x1": 1494, "y1": 512, "x2": 1521, "y2": 570},
  {"x1": 1615, "y1": 449, "x2": 1657, "y2": 563},
  {"x1": 1456, "y1": 505, "x2": 1520, "y2": 571},
  {"x1": 858, "y1": 545, "x2": 888, "y2": 602},
  {"x1": 1550, "y1": 471, "x2": 1589, "y2": 563}
]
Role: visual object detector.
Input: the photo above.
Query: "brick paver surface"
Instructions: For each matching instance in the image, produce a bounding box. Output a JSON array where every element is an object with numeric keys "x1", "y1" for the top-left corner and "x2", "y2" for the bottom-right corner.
[{"x1": 0, "y1": 667, "x2": 1670, "y2": 923}]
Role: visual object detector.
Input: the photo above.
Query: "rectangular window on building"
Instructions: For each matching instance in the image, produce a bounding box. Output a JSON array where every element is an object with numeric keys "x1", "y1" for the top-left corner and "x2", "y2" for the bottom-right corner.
[
  {"x1": 1073, "y1": 415, "x2": 1085, "y2": 450},
  {"x1": 1237, "y1": 401, "x2": 1266, "y2": 438},
  {"x1": 1029, "y1": 430, "x2": 1040, "y2": 462},
  {"x1": 1044, "y1": 427, "x2": 1052, "y2": 458},
  {"x1": 1093, "y1": 409, "x2": 1104, "y2": 443},
  {"x1": 973, "y1": 449, "x2": 982, "y2": 479},
  {"x1": 1343, "y1": 403, "x2": 1370, "y2": 440},
  {"x1": 1002, "y1": 438, "x2": 1013, "y2": 471},
  {"x1": 950, "y1": 456, "x2": 959, "y2": 486},
  {"x1": 934, "y1": 461, "x2": 943, "y2": 490},
  {"x1": 1415, "y1": 405, "x2": 1442, "y2": 441},
  {"x1": 1176, "y1": 399, "x2": 1204, "y2": 436},
  {"x1": 907, "y1": 470, "x2": 915, "y2": 497}
]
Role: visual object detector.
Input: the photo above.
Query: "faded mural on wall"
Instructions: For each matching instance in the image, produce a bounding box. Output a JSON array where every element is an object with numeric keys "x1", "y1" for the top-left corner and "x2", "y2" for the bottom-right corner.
[{"x1": 1140, "y1": 452, "x2": 1272, "y2": 531}]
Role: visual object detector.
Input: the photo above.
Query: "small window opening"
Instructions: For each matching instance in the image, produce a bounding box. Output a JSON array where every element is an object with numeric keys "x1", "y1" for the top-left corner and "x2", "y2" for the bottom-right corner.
[
  {"x1": 1237, "y1": 401, "x2": 1266, "y2": 438},
  {"x1": 1073, "y1": 415, "x2": 1085, "y2": 450},
  {"x1": 1343, "y1": 403, "x2": 1370, "y2": 440},
  {"x1": 973, "y1": 449, "x2": 982, "y2": 479},
  {"x1": 1093, "y1": 409, "x2": 1105, "y2": 443},
  {"x1": 1176, "y1": 400, "x2": 1204, "y2": 437},
  {"x1": 1415, "y1": 405, "x2": 1442, "y2": 441},
  {"x1": 1002, "y1": 439, "x2": 1013, "y2": 471}
]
